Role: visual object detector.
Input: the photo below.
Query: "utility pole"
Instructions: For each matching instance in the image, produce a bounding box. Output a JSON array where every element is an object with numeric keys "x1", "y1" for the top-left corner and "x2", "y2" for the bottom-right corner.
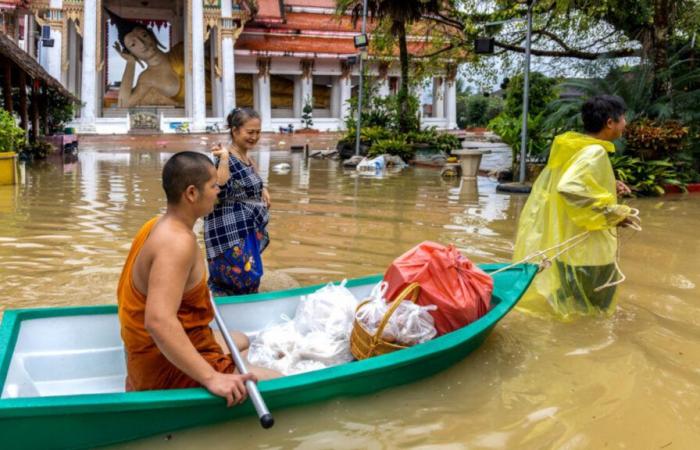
[
  {"x1": 354, "y1": 0, "x2": 369, "y2": 156},
  {"x1": 518, "y1": 0, "x2": 534, "y2": 183}
]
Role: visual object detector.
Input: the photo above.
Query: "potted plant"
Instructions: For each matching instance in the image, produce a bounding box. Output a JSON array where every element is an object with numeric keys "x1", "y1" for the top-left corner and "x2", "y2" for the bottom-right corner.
[{"x1": 0, "y1": 110, "x2": 25, "y2": 185}]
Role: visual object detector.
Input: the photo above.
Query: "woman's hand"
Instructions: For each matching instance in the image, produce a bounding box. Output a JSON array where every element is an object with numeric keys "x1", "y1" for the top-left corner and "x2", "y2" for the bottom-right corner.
[
  {"x1": 211, "y1": 143, "x2": 229, "y2": 161},
  {"x1": 262, "y1": 187, "x2": 271, "y2": 208}
]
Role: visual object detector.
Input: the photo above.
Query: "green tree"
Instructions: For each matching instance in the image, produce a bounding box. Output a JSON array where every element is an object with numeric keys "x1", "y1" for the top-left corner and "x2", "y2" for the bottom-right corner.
[
  {"x1": 336, "y1": 0, "x2": 443, "y2": 132},
  {"x1": 426, "y1": 1, "x2": 700, "y2": 100}
]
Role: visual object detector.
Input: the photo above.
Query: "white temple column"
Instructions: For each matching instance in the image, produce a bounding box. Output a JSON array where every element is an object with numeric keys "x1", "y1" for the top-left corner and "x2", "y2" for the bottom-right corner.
[
  {"x1": 45, "y1": 3, "x2": 63, "y2": 82},
  {"x1": 256, "y1": 57, "x2": 272, "y2": 131},
  {"x1": 377, "y1": 78, "x2": 390, "y2": 98},
  {"x1": 27, "y1": 14, "x2": 36, "y2": 58},
  {"x1": 432, "y1": 77, "x2": 445, "y2": 119},
  {"x1": 339, "y1": 75, "x2": 352, "y2": 125},
  {"x1": 79, "y1": 0, "x2": 97, "y2": 132},
  {"x1": 411, "y1": 81, "x2": 424, "y2": 124},
  {"x1": 209, "y1": 28, "x2": 220, "y2": 117},
  {"x1": 446, "y1": 78, "x2": 457, "y2": 129},
  {"x1": 377, "y1": 62, "x2": 390, "y2": 98},
  {"x1": 191, "y1": 0, "x2": 206, "y2": 131},
  {"x1": 300, "y1": 59, "x2": 313, "y2": 119},
  {"x1": 67, "y1": 20, "x2": 78, "y2": 94},
  {"x1": 330, "y1": 80, "x2": 339, "y2": 118},
  {"x1": 220, "y1": 12, "x2": 237, "y2": 117},
  {"x1": 293, "y1": 77, "x2": 302, "y2": 117}
]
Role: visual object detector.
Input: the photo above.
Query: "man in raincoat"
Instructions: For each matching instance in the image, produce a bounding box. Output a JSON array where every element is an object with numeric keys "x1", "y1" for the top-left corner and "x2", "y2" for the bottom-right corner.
[{"x1": 513, "y1": 95, "x2": 634, "y2": 320}]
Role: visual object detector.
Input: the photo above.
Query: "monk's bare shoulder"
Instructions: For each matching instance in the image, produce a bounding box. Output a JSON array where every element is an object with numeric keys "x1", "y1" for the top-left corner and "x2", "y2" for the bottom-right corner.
[{"x1": 147, "y1": 219, "x2": 198, "y2": 261}]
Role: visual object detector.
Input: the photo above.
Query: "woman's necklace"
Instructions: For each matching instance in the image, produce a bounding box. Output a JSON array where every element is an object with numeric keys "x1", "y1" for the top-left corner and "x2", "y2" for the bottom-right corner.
[{"x1": 229, "y1": 145, "x2": 252, "y2": 166}]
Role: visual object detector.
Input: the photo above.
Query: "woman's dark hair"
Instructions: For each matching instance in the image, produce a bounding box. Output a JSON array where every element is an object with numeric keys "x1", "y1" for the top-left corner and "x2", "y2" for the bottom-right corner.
[
  {"x1": 226, "y1": 107, "x2": 261, "y2": 130},
  {"x1": 162, "y1": 151, "x2": 214, "y2": 204},
  {"x1": 581, "y1": 95, "x2": 627, "y2": 133}
]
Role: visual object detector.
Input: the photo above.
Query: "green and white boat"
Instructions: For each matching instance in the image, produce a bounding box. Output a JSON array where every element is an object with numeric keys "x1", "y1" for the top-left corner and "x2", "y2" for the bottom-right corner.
[{"x1": 0, "y1": 264, "x2": 536, "y2": 450}]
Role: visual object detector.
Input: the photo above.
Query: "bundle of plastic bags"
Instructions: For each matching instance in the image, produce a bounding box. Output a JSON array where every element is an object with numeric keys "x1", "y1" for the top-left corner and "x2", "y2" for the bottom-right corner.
[
  {"x1": 247, "y1": 280, "x2": 359, "y2": 375},
  {"x1": 355, "y1": 282, "x2": 438, "y2": 346}
]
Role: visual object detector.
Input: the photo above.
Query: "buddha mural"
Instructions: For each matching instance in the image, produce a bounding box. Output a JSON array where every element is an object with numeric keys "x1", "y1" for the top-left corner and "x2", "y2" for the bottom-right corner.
[{"x1": 107, "y1": 9, "x2": 209, "y2": 108}]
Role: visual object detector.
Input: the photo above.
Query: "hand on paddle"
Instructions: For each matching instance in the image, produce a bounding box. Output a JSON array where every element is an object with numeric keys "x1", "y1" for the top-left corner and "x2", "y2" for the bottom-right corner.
[{"x1": 204, "y1": 371, "x2": 258, "y2": 407}]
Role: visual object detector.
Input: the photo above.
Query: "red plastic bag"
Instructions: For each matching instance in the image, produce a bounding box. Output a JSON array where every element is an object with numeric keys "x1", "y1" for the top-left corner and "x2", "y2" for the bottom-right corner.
[{"x1": 383, "y1": 242, "x2": 493, "y2": 335}]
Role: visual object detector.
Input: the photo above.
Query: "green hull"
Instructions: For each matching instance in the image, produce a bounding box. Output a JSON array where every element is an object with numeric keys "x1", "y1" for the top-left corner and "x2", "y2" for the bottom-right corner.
[{"x1": 0, "y1": 264, "x2": 536, "y2": 449}]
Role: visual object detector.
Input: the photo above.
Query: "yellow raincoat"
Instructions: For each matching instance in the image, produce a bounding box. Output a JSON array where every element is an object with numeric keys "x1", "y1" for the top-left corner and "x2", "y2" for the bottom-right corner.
[{"x1": 513, "y1": 131, "x2": 631, "y2": 320}]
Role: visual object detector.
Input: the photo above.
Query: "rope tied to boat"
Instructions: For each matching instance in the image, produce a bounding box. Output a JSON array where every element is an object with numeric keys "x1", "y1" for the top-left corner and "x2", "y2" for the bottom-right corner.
[{"x1": 490, "y1": 208, "x2": 642, "y2": 292}]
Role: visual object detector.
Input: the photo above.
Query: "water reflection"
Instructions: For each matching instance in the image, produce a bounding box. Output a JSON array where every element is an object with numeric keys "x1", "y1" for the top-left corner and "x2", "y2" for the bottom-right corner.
[{"x1": 1, "y1": 138, "x2": 699, "y2": 449}]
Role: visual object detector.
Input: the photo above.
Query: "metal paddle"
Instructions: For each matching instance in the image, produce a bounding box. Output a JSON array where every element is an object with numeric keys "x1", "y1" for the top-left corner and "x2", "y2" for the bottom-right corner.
[{"x1": 210, "y1": 293, "x2": 274, "y2": 429}]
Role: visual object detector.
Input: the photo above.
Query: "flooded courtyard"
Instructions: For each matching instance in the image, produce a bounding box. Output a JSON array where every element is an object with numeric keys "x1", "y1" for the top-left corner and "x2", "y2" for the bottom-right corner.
[{"x1": 1, "y1": 134, "x2": 699, "y2": 449}]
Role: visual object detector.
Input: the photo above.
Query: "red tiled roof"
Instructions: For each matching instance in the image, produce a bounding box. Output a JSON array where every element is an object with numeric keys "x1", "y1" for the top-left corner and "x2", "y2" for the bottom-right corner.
[
  {"x1": 285, "y1": 0, "x2": 337, "y2": 7},
  {"x1": 256, "y1": 0, "x2": 284, "y2": 22},
  {"x1": 236, "y1": 33, "x2": 429, "y2": 56}
]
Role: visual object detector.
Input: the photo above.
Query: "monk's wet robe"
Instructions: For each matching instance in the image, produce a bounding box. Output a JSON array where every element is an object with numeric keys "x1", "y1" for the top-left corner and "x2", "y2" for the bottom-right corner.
[{"x1": 117, "y1": 217, "x2": 234, "y2": 391}]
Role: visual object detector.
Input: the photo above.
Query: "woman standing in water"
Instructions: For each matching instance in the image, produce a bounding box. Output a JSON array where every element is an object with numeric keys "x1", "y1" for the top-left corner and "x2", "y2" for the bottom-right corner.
[{"x1": 205, "y1": 108, "x2": 270, "y2": 296}]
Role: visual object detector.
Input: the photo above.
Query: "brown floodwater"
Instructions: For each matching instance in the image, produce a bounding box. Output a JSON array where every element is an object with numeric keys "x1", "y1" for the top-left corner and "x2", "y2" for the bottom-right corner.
[{"x1": 1, "y1": 135, "x2": 699, "y2": 449}]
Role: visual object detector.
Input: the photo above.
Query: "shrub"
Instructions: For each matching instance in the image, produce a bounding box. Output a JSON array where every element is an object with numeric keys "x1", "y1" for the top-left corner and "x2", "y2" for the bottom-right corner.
[
  {"x1": 367, "y1": 137, "x2": 414, "y2": 161},
  {"x1": 0, "y1": 110, "x2": 25, "y2": 153},
  {"x1": 610, "y1": 154, "x2": 685, "y2": 196},
  {"x1": 458, "y1": 94, "x2": 504, "y2": 128},
  {"x1": 624, "y1": 118, "x2": 688, "y2": 160}
]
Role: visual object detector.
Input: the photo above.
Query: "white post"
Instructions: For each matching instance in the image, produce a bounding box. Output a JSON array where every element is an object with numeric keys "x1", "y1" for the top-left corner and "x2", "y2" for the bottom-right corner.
[
  {"x1": 45, "y1": 2, "x2": 63, "y2": 82},
  {"x1": 330, "y1": 79, "x2": 339, "y2": 118},
  {"x1": 79, "y1": 0, "x2": 97, "y2": 132},
  {"x1": 378, "y1": 78, "x2": 390, "y2": 98},
  {"x1": 339, "y1": 74, "x2": 352, "y2": 126},
  {"x1": 27, "y1": 14, "x2": 36, "y2": 58},
  {"x1": 67, "y1": 20, "x2": 78, "y2": 94},
  {"x1": 432, "y1": 77, "x2": 445, "y2": 119},
  {"x1": 293, "y1": 76, "x2": 302, "y2": 118},
  {"x1": 446, "y1": 78, "x2": 457, "y2": 129},
  {"x1": 301, "y1": 75, "x2": 313, "y2": 118},
  {"x1": 257, "y1": 58, "x2": 272, "y2": 131},
  {"x1": 191, "y1": 0, "x2": 206, "y2": 131},
  {"x1": 210, "y1": 28, "x2": 221, "y2": 117},
  {"x1": 220, "y1": 32, "x2": 236, "y2": 117}
]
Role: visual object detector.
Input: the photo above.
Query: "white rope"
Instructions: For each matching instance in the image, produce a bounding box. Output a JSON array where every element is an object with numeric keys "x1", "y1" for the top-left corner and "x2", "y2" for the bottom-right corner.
[
  {"x1": 492, "y1": 208, "x2": 643, "y2": 294},
  {"x1": 593, "y1": 208, "x2": 642, "y2": 292},
  {"x1": 490, "y1": 231, "x2": 591, "y2": 276}
]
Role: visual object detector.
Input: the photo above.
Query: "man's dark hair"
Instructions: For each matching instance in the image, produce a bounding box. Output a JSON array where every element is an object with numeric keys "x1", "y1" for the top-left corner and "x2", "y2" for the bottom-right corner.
[
  {"x1": 162, "y1": 151, "x2": 214, "y2": 204},
  {"x1": 581, "y1": 95, "x2": 627, "y2": 133}
]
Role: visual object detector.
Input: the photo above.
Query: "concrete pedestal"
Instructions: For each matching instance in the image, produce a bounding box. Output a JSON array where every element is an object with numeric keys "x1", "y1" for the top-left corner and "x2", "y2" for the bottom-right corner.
[{"x1": 452, "y1": 149, "x2": 491, "y2": 180}]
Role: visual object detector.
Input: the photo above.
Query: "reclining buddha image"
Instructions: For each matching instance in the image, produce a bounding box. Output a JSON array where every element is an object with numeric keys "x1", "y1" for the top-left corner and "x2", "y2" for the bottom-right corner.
[{"x1": 107, "y1": 9, "x2": 210, "y2": 108}]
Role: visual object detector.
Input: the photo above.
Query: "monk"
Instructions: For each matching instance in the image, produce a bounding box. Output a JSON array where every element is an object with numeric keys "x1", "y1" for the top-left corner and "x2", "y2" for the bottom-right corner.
[{"x1": 117, "y1": 151, "x2": 279, "y2": 407}]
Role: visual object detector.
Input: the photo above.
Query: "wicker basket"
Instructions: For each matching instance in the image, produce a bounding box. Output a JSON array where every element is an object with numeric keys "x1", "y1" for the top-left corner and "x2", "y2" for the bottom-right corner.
[{"x1": 350, "y1": 282, "x2": 421, "y2": 360}]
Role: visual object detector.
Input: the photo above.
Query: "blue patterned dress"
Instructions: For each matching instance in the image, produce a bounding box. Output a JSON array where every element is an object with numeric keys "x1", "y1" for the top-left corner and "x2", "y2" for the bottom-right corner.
[{"x1": 204, "y1": 154, "x2": 269, "y2": 296}]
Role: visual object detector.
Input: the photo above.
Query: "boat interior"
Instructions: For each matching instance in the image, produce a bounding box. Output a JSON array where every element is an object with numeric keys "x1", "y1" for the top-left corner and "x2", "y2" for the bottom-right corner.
[{"x1": 1, "y1": 283, "x2": 378, "y2": 399}]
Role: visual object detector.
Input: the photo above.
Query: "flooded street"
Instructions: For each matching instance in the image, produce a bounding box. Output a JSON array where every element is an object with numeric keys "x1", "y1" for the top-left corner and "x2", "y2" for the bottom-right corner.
[{"x1": 1, "y1": 135, "x2": 699, "y2": 449}]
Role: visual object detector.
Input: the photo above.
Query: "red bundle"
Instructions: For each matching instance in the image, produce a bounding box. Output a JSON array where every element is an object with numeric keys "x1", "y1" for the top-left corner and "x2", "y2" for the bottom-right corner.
[{"x1": 383, "y1": 242, "x2": 493, "y2": 335}]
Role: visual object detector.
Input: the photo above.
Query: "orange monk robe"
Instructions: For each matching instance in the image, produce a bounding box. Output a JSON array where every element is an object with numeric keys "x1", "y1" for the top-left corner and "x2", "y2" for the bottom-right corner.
[{"x1": 117, "y1": 217, "x2": 234, "y2": 391}]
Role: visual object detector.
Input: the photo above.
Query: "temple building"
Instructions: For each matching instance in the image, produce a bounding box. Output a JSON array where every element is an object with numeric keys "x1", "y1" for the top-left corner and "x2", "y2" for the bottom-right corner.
[{"x1": 1, "y1": 0, "x2": 458, "y2": 134}]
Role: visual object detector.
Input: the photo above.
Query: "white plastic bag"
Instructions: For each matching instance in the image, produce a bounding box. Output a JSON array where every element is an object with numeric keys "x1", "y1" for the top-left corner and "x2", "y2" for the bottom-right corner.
[
  {"x1": 247, "y1": 280, "x2": 360, "y2": 375},
  {"x1": 294, "y1": 280, "x2": 358, "y2": 339},
  {"x1": 356, "y1": 155, "x2": 386, "y2": 172},
  {"x1": 356, "y1": 282, "x2": 438, "y2": 346}
]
